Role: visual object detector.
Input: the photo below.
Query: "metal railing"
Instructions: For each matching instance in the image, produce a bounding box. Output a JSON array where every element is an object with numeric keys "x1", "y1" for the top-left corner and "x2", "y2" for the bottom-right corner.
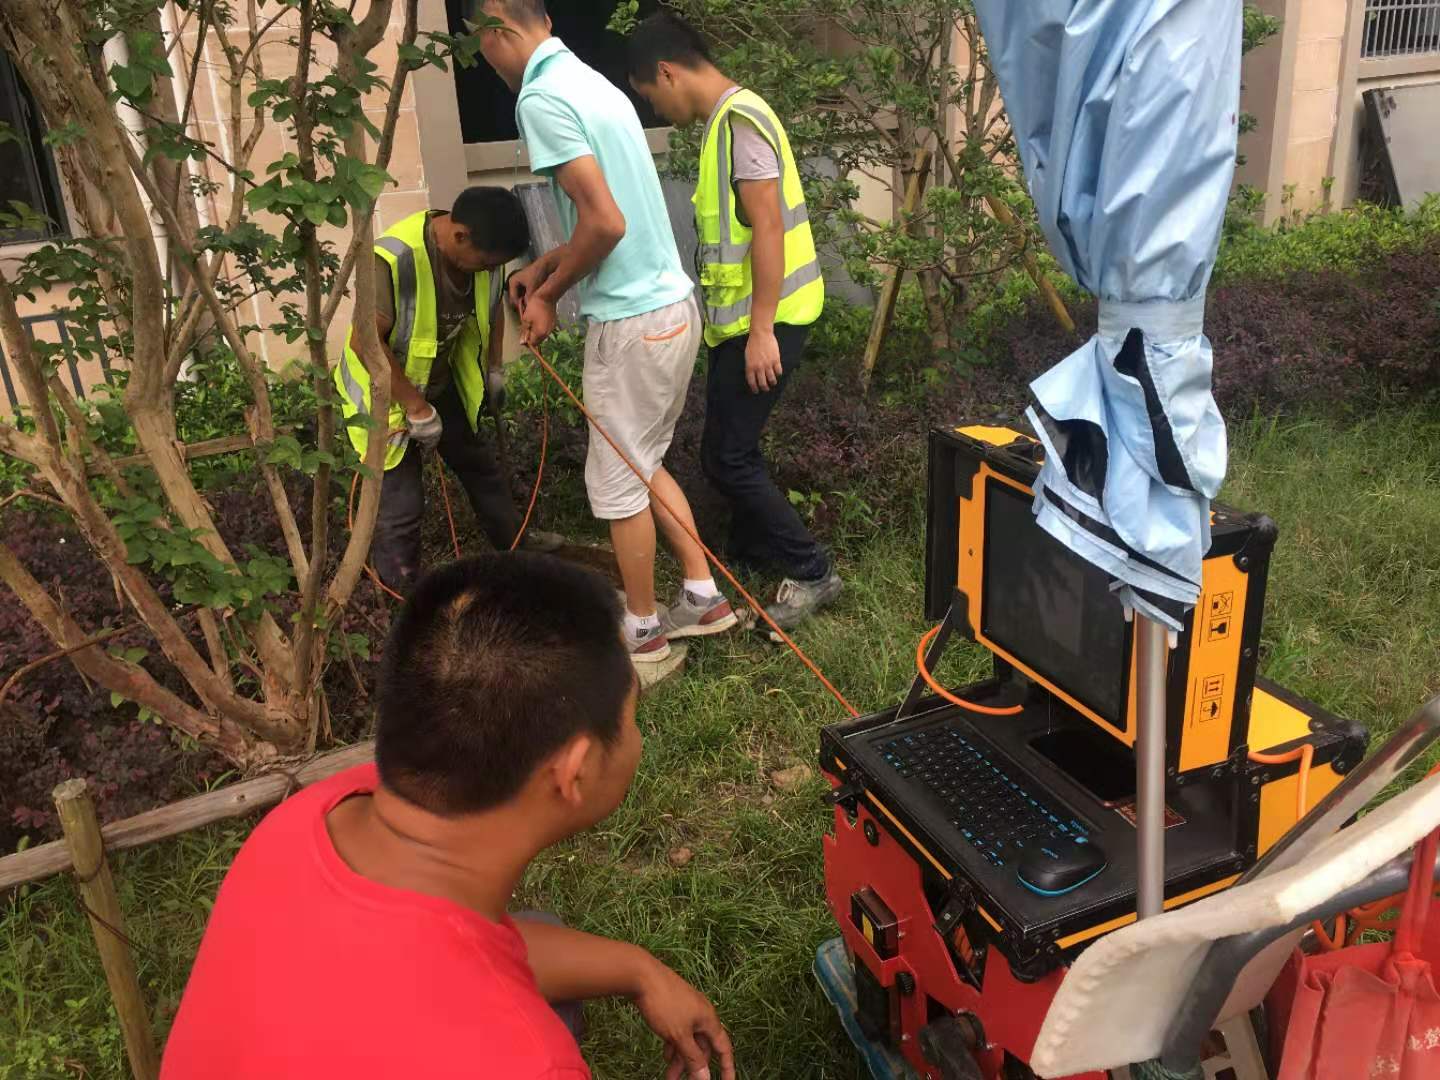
[
  {"x1": 0, "y1": 310, "x2": 113, "y2": 412},
  {"x1": 1364, "y1": 0, "x2": 1440, "y2": 59}
]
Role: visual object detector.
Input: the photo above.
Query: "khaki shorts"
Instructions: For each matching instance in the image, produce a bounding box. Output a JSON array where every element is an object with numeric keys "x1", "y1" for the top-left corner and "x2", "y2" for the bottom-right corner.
[{"x1": 582, "y1": 295, "x2": 702, "y2": 520}]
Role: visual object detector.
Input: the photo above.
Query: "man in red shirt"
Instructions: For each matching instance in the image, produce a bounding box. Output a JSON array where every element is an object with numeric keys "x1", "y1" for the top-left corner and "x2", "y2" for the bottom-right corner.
[{"x1": 162, "y1": 553, "x2": 735, "y2": 1080}]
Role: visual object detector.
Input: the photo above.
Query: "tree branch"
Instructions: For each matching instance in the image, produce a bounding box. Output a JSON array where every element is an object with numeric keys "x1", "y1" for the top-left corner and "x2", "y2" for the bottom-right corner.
[
  {"x1": 0, "y1": 622, "x2": 137, "y2": 709},
  {"x1": 298, "y1": 0, "x2": 411, "y2": 692},
  {"x1": 0, "y1": 541, "x2": 255, "y2": 762},
  {"x1": 195, "y1": 608, "x2": 235, "y2": 696},
  {"x1": 0, "y1": 274, "x2": 63, "y2": 450}
]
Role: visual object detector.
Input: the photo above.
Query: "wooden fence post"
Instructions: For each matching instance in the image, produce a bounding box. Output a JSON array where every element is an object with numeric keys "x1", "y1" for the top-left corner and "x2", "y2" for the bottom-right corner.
[
  {"x1": 858, "y1": 148, "x2": 934, "y2": 396},
  {"x1": 52, "y1": 778, "x2": 161, "y2": 1080}
]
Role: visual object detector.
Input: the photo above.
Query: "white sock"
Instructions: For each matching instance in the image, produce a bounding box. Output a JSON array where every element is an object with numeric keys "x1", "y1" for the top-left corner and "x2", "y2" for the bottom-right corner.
[
  {"x1": 624, "y1": 609, "x2": 661, "y2": 636},
  {"x1": 683, "y1": 577, "x2": 720, "y2": 599}
]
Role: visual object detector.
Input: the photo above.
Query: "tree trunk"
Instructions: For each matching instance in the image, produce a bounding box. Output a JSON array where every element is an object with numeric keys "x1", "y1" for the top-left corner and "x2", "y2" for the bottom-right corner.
[{"x1": 918, "y1": 267, "x2": 953, "y2": 355}]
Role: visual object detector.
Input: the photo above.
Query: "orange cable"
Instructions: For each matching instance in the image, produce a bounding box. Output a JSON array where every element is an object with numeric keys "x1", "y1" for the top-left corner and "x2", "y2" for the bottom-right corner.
[
  {"x1": 348, "y1": 383, "x2": 551, "y2": 602},
  {"x1": 438, "y1": 466, "x2": 462, "y2": 561},
  {"x1": 349, "y1": 468, "x2": 406, "y2": 604},
  {"x1": 915, "y1": 624, "x2": 1025, "y2": 717},
  {"x1": 509, "y1": 377, "x2": 548, "y2": 552},
  {"x1": 524, "y1": 342, "x2": 860, "y2": 718},
  {"x1": 1250, "y1": 742, "x2": 1350, "y2": 949}
]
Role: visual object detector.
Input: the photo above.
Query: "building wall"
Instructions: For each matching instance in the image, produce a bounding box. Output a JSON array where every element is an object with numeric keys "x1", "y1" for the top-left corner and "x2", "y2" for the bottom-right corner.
[
  {"x1": 1240, "y1": 0, "x2": 1440, "y2": 222},
  {"x1": 1282, "y1": 0, "x2": 1351, "y2": 215}
]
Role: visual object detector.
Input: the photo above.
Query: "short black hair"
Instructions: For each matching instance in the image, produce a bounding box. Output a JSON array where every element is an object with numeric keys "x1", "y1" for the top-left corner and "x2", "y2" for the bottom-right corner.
[
  {"x1": 376, "y1": 553, "x2": 633, "y2": 815},
  {"x1": 626, "y1": 12, "x2": 713, "y2": 84},
  {"x1": 450, "y1": 185, "x2": 530, "y2": 259},
  {"x1": 479, "y1": 0, "x2": 547, "y2": 27}
]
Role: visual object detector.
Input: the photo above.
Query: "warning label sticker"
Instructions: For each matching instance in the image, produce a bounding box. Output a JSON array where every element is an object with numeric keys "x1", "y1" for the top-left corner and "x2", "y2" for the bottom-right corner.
[{"x1": 1195, "y1": 673, "x2": 1226, "y2": 723}]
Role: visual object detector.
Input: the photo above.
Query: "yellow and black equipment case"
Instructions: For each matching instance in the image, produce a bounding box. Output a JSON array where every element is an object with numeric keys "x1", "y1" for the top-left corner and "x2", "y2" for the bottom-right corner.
[{"x1": 821, "y1": 424, "x2": 1368, "y2": 980}]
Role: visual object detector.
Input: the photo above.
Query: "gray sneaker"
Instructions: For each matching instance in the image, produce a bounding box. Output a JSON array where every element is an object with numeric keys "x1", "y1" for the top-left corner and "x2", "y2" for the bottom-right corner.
[
  {"x1": 627, "y1": 619, "x2": 673, "y2": 664},
  {"x1": 660, "y1": 588, "x2": 739, "y2": 639},
  {"x1": 764, "y1": 572, "x2": 843, "y2": 641}
]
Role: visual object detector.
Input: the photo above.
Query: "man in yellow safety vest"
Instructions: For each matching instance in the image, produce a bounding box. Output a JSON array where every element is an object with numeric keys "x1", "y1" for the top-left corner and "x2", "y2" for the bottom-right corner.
[
  {"x1": 627, "y1": 13, "x2": 842, "y2": 637},
  {"x1": 336, "y1": 186, "x2": 560, "y2": 594}
]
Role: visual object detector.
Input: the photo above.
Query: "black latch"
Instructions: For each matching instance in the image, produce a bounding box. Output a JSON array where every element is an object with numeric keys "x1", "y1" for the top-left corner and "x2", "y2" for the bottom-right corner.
[
  {"x1": 826, "y1": 779, "x2": 865, "y2": 816},
  {"x1": 931, "y1": 880, "x2": 974, "y2": 938}
]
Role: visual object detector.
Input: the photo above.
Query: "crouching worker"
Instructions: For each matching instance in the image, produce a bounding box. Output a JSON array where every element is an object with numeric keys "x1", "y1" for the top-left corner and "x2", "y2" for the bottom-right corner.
[
  {"x1": 161, "y1": 553, "x2": 736, "y2": 1080},
  {"x1": 338, "y1": 186, "x2": 561, "y2": 596}
]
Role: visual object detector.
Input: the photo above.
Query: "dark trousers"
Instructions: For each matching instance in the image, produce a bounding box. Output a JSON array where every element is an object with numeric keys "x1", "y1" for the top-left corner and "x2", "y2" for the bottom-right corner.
[
  {"x1": 701, "y1": 323, "x2": 829, "y2": 582},
  {"x1": 370, "y1": 384, "x2": 520, "y2": 593}
]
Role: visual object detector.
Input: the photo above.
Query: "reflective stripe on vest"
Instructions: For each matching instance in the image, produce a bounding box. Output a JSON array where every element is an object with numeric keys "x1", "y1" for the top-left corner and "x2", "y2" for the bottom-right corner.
[
  {"x1": 694, "y1": 89, "x2": 823, "y2": 344},
  {"x1": 376, "y1": 235, "x2": 417, "y2": 368},
  {"x1": 336, "y1": 211, "x2": 490, "y2": 470}
]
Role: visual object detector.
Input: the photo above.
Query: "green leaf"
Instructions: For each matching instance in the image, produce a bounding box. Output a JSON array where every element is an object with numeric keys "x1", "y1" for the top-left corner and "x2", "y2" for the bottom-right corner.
[
  {"x1": 356, "y1": 165, "x2": 390, "y2": 200},
  {"x1": 302, "y1": 202, "x2": 330, "y2": 227},
  {"x1": 109, "y1": 63, "x2": 152, "y2": 101},
  {"x1": 110, "y1": 691, "x2": 126, "y2": 709}
]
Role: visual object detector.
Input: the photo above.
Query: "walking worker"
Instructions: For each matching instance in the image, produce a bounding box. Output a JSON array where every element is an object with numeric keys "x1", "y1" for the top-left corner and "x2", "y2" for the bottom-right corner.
[
  {"x1": 626, "y1": 13, "x2": 842, "y2": 637},
  {"x1": 476, "y1": 0, "x2": 738, "y2": 666},
  {"x1": 336, "y1": 186, "x2": 560, "y2": 596}
]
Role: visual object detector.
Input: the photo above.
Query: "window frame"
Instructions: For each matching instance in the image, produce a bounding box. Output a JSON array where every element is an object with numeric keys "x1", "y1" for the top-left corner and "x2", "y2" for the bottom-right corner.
[
  {"x1": 0, "y1": 51, "x2": 70, "y2": 247},
  {"x1": 449, "y1": 0, "x2": 667, "y2": 153}
]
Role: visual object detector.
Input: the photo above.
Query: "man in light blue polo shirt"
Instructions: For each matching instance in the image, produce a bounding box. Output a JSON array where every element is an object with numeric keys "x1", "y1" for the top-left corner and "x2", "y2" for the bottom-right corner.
[{"x1": 479, "y1": 0, "x2": 738, "y2": 667}]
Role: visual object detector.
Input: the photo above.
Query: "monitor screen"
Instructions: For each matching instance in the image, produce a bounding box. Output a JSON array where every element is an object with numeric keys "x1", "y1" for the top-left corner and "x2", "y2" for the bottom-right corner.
[{"x1": 981, "y1": 480, "x2": 1130, "y2": 726}]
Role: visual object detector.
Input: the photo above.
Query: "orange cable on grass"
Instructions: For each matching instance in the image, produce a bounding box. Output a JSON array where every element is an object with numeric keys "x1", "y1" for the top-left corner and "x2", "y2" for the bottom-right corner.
[
  {"x1": 438, "y1": 467, "x2": 462, "y2": 561},
  {"x1": 524, "y1": 341, "x2": 860, "y2": 719},
  {"x1": 509, "y1": 376, "x2": 548, "y2": 552},
  {"x1": 915, "y1": 624, "x2": 1025, "y2": 717},
  {"x1": 348, "y1": 392, "x2": 550, "y2": 604}
]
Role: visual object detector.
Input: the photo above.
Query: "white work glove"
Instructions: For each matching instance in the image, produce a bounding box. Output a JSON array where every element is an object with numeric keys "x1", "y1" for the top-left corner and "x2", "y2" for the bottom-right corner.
[{"x1": 407, "y1": 405, "x2": 443, "y2": 450}]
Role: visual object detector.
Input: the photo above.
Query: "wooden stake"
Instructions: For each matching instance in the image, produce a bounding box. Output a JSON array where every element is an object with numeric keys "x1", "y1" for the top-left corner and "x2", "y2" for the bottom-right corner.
[
  {"x1": 858, "y1": 148, "x2": 933, "y2": 395},
  {"x1": 983, "y1": 193, "x2": 1077, "y2": 336},
  {"x1": 51, "y1": 779, "x2": 161, "y2": 1080}
]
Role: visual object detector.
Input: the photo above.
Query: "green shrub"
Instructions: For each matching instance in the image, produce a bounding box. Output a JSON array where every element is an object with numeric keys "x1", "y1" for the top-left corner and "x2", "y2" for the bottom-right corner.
[{"x1": 1215, "y1": 196, "x2": 1440, "y2": 281}]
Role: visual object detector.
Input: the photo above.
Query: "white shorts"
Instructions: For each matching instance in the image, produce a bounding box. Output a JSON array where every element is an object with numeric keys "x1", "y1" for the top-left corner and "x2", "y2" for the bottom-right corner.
[{"x1": 582, "y1": 295, "x2": 702, "y2": 520}]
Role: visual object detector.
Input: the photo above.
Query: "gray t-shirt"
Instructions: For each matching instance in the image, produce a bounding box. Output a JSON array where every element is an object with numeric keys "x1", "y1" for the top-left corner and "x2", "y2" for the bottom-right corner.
[
  {"x1": 375, "y1": 212, "x2": 498, "y2": 400},
  {"x1": 712, "y1": 86, "x2": 781, "y2": 184}
]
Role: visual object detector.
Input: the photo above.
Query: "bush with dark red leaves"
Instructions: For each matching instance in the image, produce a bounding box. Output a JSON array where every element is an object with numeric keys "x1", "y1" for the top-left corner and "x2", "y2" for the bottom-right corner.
[
  {"x1": 661, "y1": 232, "x2": 1440, "y2": 551},
  {"x1": 0, "y1": 478, "x2": 388, "y2": 853}
]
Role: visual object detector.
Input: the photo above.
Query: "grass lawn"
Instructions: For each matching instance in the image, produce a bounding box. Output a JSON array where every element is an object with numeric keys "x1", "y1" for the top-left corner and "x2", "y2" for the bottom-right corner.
[{"x1": 3, "y1": 405, "x2": 1438, "y2": 1079}]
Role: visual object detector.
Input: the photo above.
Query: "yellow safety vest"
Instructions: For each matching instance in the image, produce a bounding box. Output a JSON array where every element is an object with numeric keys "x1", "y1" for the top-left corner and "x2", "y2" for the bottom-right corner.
[
  {"x1": 335, "y1": 211, "x2": 492, "y2": 471},
  {"x1": 694, "y1": 89, "x2": 824, "y2": 348}
]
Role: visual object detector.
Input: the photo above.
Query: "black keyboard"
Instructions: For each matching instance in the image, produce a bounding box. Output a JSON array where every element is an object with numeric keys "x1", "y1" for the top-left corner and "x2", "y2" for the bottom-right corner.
[{"x1": 874, "y1": 723, "x2": 1092, "y2": 870}]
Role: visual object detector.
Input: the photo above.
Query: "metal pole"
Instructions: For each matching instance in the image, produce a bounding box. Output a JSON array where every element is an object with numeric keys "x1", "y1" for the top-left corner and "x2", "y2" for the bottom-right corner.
[{"x1": 1135, "y1": 612, "x2": 1169, "y2": 920}]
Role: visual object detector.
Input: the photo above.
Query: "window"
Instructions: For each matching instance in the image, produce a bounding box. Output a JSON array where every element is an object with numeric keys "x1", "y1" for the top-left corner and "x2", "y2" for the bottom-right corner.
[
  {"x1": 447, "y1": 0, "x2": 661, "y2": 145},
  {"x1": 0, "y1": 52, "x2": 67, "y2": 244},
  {"x1": 1363, "y1": 0, "x2": 1440, "y2": 59}
]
